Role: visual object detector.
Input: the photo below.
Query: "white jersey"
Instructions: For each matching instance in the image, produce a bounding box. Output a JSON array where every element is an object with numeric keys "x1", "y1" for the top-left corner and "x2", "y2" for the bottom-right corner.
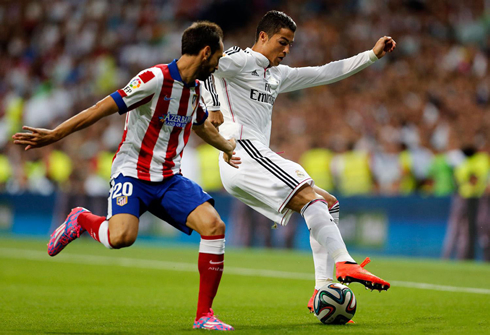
[
  {"x1": 202, "y1": 46, "x2": 378, "y2": 146},
  {"x1": 110, "y1": 60, "x2": 208, "y2": 182}
]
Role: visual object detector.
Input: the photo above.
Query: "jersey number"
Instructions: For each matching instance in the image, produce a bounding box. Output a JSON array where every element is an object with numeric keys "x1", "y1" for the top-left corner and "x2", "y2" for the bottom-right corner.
[{"x1": 112, "y1": 182, "x2": 133, "y2": 198}]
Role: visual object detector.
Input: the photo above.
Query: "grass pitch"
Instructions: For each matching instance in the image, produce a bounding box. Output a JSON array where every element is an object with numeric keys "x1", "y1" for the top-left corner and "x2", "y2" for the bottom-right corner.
[{"x1": 1, "y1": 236, "x2": 489, "y2": 335}]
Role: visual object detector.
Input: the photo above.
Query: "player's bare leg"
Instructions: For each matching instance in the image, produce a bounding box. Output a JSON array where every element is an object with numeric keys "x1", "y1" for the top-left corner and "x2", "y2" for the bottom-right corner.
[
  {"x1": 187, "y1": 202, "x2": 234, "y2": 331},
  {"x1": 107, "y1": 214, "x2": 139, "y2": 248},
  {"x1": 77, "y1": 211, "x2": 138, "y2": 249},
  {"x1": 287, "y1": 185, "x2": 390, "y2": 291}
]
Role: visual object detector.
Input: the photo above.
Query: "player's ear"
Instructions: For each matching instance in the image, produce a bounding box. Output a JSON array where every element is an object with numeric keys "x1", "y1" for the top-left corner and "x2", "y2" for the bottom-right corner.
[
  {"x1": 259, "y1": 31, "x2": 269, "y2": 43},
  {"x1": 202, "y1": 45, "x2": 212, "y2": 60}
]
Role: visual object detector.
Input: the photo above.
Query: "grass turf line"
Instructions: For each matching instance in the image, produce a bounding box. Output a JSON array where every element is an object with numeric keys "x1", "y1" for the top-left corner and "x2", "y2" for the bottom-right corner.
[{"x1": 0, "y1": 236, "x2": 489, "y2": 334}]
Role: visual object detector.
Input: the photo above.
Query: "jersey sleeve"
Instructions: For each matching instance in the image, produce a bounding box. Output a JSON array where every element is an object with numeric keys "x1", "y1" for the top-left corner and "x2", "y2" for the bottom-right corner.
[
  {"x1": 213, "y1": 46, "x2": 247, "y2": 79},
  {"x1": 277, "y1": 50, "x2": 378, "y2": 94},
  {"x1": 201, "y1": 75, "x2": 221, "y2": 111},
  {"x1": 110, "y1": 68, "x2": 160, "y2": 114},
  {"x1": 193, "y1": 100, "x2": 209, "y2": 126}
]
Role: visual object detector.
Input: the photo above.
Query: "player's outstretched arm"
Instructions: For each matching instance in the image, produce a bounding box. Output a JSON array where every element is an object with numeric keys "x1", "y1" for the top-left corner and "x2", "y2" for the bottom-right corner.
[
  {"x1": 12, "y1": 95, "x2": 119, "y2": 151},
  {"x1": 193, "y1": 119, "x2": 241, "y2": 168},
  {"x1": 372, "y1": 36, "x2": 396, "y2": 59},
  {"x1": 278, "y1": 36, "x2": 397, "y2": 94}
]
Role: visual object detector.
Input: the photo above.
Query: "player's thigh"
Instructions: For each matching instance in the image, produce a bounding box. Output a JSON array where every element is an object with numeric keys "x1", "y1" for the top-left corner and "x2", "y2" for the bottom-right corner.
[
  {"x1": 107, "y1": 175, "x2": 149, "y2": 244},
  {"x1": 225, "y1": 182, "x2": 285, "y2": 224},
  {"x1": 221, "y1": 139, "x2": 313, "y2": 213},
  {"x1": 155, "y1": 175, "x2": 218, "y2": 236},
  {"x1": 186, "y1": 201, "x2": 225, "y2": 236}
]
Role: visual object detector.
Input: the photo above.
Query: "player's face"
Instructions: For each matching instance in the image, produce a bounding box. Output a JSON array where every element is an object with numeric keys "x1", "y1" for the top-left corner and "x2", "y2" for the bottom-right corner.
[
  {"x1": 197, "y1": 40, "x2": 224, "y2": 80},
  {"x1": 262, "y1": 28, "x2": 295, "y2": 67}
]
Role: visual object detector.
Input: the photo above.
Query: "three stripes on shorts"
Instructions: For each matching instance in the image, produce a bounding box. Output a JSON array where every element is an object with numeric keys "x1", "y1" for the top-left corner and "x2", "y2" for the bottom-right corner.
[{"x1": 238, "y1": 139, "x2": 299, "y2": 190}]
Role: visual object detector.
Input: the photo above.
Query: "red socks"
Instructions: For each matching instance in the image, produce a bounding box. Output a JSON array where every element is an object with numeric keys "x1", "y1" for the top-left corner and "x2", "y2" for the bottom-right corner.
[
  {"x1": 78, "y1": 212, "x2": 106, "y2": 242},
  {"x1": 196, "y1": 235, "x2": 225, "y2": 319}
]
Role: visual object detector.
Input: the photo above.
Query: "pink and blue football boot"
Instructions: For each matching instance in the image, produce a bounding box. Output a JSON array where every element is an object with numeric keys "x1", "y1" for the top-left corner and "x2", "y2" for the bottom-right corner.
[
  {"x1": 193, "y1": 309, "x2": 234, "y2": 331},
  {"x1": 47, "y1": 207, "x2": 89, "y2": 256}
]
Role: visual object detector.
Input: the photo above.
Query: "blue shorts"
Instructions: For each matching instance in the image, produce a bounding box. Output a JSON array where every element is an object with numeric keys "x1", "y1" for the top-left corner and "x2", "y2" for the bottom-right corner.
[{"x1": 107, "y1": 174, "x2": 214, "y2": 235}]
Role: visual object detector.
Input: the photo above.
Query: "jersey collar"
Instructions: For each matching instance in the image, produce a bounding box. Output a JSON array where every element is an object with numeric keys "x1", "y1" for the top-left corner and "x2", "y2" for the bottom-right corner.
[
  {"x1": 246, "y1": 48, "x2": 271, "y2": 69},
  {"x1": 168, "y1": 59, "x2": 198, "y2": 88}
]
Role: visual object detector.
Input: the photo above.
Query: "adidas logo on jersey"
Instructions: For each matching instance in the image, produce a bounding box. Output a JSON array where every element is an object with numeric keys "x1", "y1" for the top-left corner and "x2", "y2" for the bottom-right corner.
[{"x1": 251, "y1": 70, "x2": 259, "y2": 77}]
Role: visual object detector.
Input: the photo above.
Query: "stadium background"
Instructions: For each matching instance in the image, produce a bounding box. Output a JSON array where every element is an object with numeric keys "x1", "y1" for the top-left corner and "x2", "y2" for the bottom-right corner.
[{"x1": 0, "y1": 0, "x2": 489, "y2": 261}]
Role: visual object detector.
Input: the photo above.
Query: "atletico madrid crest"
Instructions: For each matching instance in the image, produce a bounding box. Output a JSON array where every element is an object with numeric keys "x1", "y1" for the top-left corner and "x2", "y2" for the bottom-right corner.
[
  {"x1": 192, "y1": 94, "x2": 198, "y2": 110},
  {"x1": 117, "y1": 196, "x2": 128, "y2": 206}
]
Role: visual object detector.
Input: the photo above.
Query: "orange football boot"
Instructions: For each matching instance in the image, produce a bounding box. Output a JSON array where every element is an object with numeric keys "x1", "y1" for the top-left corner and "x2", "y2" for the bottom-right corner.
[
  {"x1": 336, "y1": 257, "x2": 390, "y2": 291},
  {"x1": 307, "y1": 289, "x2": 318, "y2": 313}
]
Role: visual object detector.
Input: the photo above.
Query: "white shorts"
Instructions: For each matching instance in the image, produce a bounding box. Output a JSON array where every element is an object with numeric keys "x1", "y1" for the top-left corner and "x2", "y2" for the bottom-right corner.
[{"x1": 219, "y1": 139, "x2": 313, "y2": 225}]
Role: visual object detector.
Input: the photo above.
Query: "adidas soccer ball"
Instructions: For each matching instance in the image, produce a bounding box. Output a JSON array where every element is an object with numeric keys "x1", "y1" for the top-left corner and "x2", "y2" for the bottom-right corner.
[{"x1": 313, "y1": 283, "x2": 356, "y2": 324}]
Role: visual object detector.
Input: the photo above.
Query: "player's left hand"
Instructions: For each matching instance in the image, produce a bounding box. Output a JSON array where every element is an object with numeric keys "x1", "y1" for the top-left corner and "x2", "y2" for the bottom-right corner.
[
  {"x1": 372, "y1": 36, "x2": 396, "y2": 59},
  {"x1": 223, "y1": 138, "x2": 241, "y2": 169}
]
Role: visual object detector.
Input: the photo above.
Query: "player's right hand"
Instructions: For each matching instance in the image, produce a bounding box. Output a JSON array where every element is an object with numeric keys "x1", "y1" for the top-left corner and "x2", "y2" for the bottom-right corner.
[
  {"x1": 12, "y1": 126, "x2": 58, "y2": 151},
  {"x1": 209, "y1": 110, "x2": 224, "y2": 128},
  {"x1": 223, "y1": 138, "x2": 241, "y2": 169},
  {"x1": 372, "y1": 36, "x2": 396, "y2": 59}
]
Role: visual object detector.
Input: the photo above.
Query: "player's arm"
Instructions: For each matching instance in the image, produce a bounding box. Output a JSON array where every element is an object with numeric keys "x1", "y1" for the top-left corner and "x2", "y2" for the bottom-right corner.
[
  {"x1": 203, "y1": 47, "x2": 248, "y2": 127},
  {"x1": 193, "y1": 119, "x2": 241, "y2": 169},
  {"x1": 279, "y1": 36, "x2": 396, "y2": 93},
  {"x1": 12, "y1": 96, "x2": 119, "y2": 151},
  {"x1": 202, "y1": 76, "x2": 223, "y2": 128}
]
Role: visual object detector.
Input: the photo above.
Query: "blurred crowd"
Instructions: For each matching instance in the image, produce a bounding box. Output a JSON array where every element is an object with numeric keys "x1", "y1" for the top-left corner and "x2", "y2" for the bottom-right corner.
[{"x1": 1, "y1": 0, "x2": 489, "y2": 202}]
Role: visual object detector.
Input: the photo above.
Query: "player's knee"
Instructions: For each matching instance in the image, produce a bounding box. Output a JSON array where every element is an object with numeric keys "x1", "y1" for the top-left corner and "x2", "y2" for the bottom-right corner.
[
  {"x1": 324, "y1": 193, "x2": 338, "y2": 208},
  {"x1": 109, "y1": 228, "x2": 137, "y2": 249},
  {"x1": 201, "y1": 217, "x2": 226, "y2": 236}
]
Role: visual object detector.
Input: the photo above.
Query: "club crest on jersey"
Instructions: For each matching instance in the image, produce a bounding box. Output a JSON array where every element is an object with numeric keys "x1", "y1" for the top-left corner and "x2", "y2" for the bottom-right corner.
[
  {"x1": 192, "y1": 94, "x2": 198, "y2": 110},
  {"x1": 129, "y1": 78, "x2": 142, "y2": 89},
  {"x1": 117, "y1": 196, "x2": 128, "y2": 206},
  {"x1": 295, "y1": 170, "x2": 305, "y2": 178},
  {"x1": 159, "y1": 113, "x2": 192, "y2": 128}
]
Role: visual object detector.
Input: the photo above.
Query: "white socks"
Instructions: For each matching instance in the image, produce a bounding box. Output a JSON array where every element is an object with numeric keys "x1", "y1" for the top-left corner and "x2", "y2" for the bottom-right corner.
[
  {"x1": 309, "y1": 201, "x2": 340, "y2": 289},
  {"x1": 98, "y1": 220, "x2": 113, "y2": 249},
  {"x1": 199, "y1": 236, "x2": 226, "y2": 255},
  {"x1": 310, "y1": 235, "x2": 335, "y2": 289},
  {"x1": 302, "y1": 200, "x2": 354, "y2": 264}
]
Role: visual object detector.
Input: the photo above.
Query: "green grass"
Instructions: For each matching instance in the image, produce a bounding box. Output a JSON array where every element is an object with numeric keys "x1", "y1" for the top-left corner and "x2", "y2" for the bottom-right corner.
[{"x1": 1, "y1": 236, "x2": 489, "y2": 335}]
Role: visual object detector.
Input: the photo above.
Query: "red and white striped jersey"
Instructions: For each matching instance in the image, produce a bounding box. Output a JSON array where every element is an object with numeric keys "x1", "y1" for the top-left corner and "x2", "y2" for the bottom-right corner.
[{"x1": 109, "y1": 60, "x2": 208, "y2": 182}]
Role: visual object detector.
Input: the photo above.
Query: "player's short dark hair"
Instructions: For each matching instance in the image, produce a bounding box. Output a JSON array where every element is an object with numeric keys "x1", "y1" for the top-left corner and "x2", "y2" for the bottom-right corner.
[
  {"x1": 182, "y1": 21, "x2": 223, "y2": 56},
  {"x1": 255, "y1": 10, "x2": 296, "y2": 42}
]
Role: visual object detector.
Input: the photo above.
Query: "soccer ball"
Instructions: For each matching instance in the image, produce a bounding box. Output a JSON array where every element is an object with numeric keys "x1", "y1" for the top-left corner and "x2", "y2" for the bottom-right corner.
[{"x1": 313, "y1": 283, "x2": 356, "y2": 324}]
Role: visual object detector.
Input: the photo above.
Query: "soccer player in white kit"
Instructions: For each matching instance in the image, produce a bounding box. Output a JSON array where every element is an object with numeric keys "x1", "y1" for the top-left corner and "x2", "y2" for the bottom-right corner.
[
  {"x1": 13, "y1": 22, "x2": 237, "y2": 331},
  {"x1": 202, "y1": 11, "x2": 396, "y2": 313}
]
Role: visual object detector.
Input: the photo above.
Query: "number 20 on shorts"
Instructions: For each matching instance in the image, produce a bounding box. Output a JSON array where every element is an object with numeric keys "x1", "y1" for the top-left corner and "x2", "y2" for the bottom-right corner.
[{"x1": 112, "y1": 182, "x2": 133, "y2": 198}]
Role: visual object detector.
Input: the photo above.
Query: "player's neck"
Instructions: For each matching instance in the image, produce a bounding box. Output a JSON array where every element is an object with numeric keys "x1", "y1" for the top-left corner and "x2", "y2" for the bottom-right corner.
[
  {"x1": 251, "y1": 44, "x2": 272, "y2": 67},
  {"x1": 176, "y1": 56, "x2": 199, "y2": 84}
]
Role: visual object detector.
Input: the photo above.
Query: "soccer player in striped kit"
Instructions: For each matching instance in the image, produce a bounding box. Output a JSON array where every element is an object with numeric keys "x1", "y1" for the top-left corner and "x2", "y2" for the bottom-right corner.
[
  {"x1": 202, "y1": 11, "x2": 396, "y2": 315},
  {"x1": 13, "y1": 22, "x2": 237, "y2": 331}
]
